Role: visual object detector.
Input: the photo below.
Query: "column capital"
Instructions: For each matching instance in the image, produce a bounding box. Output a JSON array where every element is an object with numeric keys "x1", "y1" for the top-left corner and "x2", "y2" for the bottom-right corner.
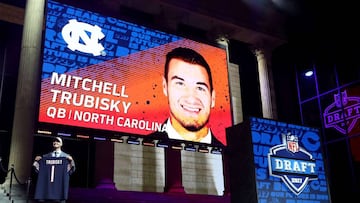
[
  {"x1": 216, "y1": 36, "x2": 229, "y2": 47},
  {"x1": 250, "y1": 38, "x2": 282, "y2": 53}
]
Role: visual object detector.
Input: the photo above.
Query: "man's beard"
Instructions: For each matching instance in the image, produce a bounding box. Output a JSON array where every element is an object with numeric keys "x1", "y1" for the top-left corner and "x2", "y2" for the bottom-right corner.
[
  {"x1": 185, "y1": 125, "x2": 201, "y2": 132},
  {"x1": 181, "y1": 118, "x2": 209, "y2": 132}
]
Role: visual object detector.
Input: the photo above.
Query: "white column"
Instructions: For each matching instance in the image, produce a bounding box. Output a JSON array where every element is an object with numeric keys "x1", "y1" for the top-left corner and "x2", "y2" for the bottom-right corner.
[
  {"x1": 216, "y1": 37, "x2": 243, "y2": 195},
  {"x1": 254, "y1": 48, "x2": 277, "y2": 119},
  {"x1": 217, "y1": 37, "x2": 244, "y2": 124},
  {"x1": 8, "y1": 0, "x2": 45, "y2": 184}
]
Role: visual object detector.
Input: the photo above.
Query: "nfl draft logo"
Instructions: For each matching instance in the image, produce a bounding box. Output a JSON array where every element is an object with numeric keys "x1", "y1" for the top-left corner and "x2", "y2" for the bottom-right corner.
[
  {"x1": 268, "y1": 133, "x2": 318, "y2": 195},
  {"x1": 286, "y1": 134, "x2": 299, "y2": 153},
  {"x1": 323, "y1": 90, "x2": 360, "y2": 134}
]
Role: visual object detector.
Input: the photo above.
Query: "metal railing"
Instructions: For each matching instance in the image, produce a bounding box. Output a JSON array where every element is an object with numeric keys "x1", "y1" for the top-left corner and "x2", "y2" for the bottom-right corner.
[{"x1": 0, "y1": 157, "x2": 32, "y2": 202}]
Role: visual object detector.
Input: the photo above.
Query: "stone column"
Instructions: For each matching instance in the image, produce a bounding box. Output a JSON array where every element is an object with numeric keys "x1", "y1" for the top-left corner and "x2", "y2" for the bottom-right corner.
[
  {"x1": 217, "y1": 37, "x2": 244, "y2": 125},
  {"x1": 254, "y1": 48, "x2": 277, "y2": 120},
  {"x1": 7, "y1": 0, "x2": 44, "y2": 184},
  {"x1": 216, "y1": 37, "x2": 234, "y2": 195}
]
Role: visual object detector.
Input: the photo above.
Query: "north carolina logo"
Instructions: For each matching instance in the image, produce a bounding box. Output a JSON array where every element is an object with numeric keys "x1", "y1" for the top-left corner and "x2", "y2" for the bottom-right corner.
[
  {"x1": 323, "y1": 90, "x2": 360, "y2": 134},
  {"x1": 268, "y1": 133, "x2": 317, "y2": 195},
  {"x1": 61, "y1": 19, "x2": 105, "y2": 56}
]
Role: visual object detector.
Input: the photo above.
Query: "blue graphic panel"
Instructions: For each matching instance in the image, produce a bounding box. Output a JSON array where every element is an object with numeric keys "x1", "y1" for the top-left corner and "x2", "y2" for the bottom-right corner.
[
  {"x1": 250, "y1": 117, "x2": 330, "y2": 202},
  {"x1": 43, "y1": 0, "x2": 180, "y2": 79}
]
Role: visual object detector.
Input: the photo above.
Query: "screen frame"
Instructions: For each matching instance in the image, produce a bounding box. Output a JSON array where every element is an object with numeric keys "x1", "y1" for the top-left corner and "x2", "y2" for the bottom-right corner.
[{"x1": 37, "y1": 0, "x2": 233, "y2": 147}]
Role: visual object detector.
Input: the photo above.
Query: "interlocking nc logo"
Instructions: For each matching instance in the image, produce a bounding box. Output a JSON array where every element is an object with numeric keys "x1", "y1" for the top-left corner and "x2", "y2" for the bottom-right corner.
[{"x1": 61, "y1": 19, "x2": 105, "y2": 56}]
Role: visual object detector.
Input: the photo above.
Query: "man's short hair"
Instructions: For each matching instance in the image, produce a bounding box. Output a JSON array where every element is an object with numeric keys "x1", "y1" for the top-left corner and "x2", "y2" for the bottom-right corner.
[{"x1": 164, "y1": 47, "x2": 213, "y2": 92}]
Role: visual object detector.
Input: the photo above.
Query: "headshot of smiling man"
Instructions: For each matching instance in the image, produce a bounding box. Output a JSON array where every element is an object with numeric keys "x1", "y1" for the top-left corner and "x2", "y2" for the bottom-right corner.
[{"x1": 159, "y1": 47, "x2": 223, "y2": 146}]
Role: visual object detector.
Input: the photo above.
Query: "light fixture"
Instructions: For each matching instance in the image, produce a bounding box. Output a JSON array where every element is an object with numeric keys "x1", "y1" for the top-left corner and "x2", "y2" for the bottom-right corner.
[
  {"x1": 111, "y1": 134, "x2": 124, "y2": 143},
  {"x1": 210, "y1": 146, "x2": 223, "y2": 154},
  {"x1": 198, "y1": 145, "x2": 209, "y2": 153},
  {"x1": 94, "y1": 137, "x2": 106, "y2": 141},
  {"x1": 57, "y1": 132, "x2": 71, "y2": 137},
  {"x1": 142, "y1": 138, "x2": 155, "y2": 147},
  {"x1": 304, "y1": 70, "x2": 313, "y2": 77},
  {"x1": 156, "y1": 140, "x2": 169, "y2": 148},
  {"x1": 184, "y1": 143, "x2": 196, "y2": 152},
  {"x1": 110, "y1": 138, "x2": 124, "y2": 143},
  {"x1": 127, "y1": 136, "x2": 140, "y2": 145},
  {"x1": 76, "y1": 134, "x2": 90, "y2": 139},
  {"x1": 171, "y1": 141, "x2": 183, "y2": 150},
  {"x1": 37, "y1": 129, "x2": 52, "y2": 135}
]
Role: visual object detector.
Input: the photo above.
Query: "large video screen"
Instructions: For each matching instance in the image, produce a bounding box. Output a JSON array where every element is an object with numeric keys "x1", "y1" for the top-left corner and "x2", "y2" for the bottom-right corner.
[{"x1": 38, "y1": 0, "x2": 232, "y2": 146}]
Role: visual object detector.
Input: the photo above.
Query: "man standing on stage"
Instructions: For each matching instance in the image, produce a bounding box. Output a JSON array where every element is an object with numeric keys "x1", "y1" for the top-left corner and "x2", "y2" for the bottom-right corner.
[{"x1": 33, "y1": 137, "x2": 75, "y2": 202}]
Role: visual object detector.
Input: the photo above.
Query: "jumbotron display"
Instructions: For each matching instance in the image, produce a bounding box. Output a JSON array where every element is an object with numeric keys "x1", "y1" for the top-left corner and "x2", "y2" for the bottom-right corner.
[{"x1": 38, "y1": 0, "x2": 232, "y2": 146}]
